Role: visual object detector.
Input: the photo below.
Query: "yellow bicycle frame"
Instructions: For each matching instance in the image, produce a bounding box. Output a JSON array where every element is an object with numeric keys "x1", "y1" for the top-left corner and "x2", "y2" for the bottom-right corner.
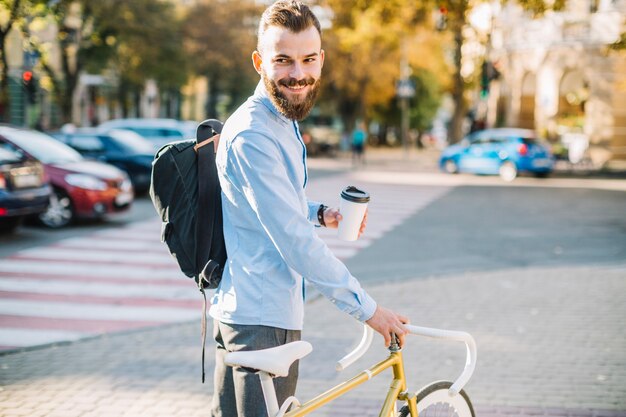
[{"x1": 283, "y1": 349, "x2": 418, "y2": 417}]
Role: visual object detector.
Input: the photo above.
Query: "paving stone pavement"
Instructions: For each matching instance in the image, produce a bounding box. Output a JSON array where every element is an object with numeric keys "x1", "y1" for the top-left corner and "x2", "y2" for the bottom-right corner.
[{"x1": 1, "y1": 263, "x2": 624, "y2": 416}]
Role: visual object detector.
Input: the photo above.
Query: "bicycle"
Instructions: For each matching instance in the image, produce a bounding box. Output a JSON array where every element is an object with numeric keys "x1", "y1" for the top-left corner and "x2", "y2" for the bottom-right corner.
[{"x1": 224, "y1": 323, "x2": 477, "y2": 417}]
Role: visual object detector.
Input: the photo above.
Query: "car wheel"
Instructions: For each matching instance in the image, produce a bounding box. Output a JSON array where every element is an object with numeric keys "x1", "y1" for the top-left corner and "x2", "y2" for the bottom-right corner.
[
  {"x1": 499, "y1": 161, "x2": 518, "y2": 182},
  {"x1": 39, "y1": 189, "x2": 74, "y2": 228},
  {"x1": 444, "y1": 159, "x2": 459, "y2": 174}
]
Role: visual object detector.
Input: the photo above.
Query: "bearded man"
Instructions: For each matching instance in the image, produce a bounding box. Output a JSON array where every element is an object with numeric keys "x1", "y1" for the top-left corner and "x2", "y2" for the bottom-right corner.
[{"x1": 209, "y1": 2, "x2": 409, "y2": 416}]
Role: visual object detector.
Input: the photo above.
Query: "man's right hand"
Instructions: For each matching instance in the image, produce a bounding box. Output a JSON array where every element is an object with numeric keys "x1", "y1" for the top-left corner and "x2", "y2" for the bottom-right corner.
[{"x1": 365, "y1": 306, "x2": 410, "y2": 348}]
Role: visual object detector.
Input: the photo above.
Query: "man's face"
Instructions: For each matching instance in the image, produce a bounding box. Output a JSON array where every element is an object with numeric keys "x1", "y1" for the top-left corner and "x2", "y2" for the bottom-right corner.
[{"x1": 253, "y1": 25, "x2": 324, "y2": 121}]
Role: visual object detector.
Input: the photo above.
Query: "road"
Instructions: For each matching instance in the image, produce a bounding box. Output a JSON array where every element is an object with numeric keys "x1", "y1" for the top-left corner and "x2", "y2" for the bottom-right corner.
[
  {"x1": 0, "y1": 161, "x2": 625, "y2": 416},
  {"x1": 1, "y1": 167, "x2": 625, "y2": 349}
]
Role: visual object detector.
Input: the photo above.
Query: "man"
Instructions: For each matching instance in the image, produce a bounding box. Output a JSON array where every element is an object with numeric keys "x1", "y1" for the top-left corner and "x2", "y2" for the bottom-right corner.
[{"x1": 209, "y1": 2, "x2": 409, "y2": 416}]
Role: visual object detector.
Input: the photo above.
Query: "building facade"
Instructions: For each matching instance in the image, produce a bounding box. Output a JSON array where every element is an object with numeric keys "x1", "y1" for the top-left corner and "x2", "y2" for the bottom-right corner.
[{"x1": 490, "y1": 0, "x2": 626, "y2": 165}]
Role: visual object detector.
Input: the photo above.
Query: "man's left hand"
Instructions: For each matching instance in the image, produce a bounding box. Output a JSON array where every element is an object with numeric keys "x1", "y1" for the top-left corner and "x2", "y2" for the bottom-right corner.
[{"x1": 324, "y1": 207, "x2": 368, "y2": 238}]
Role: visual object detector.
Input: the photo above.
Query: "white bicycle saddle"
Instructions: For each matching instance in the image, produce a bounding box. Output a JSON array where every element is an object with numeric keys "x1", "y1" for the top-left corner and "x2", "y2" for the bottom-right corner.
[{"x1": 224, "y1": 341, "x2": 313, "y2": 377}]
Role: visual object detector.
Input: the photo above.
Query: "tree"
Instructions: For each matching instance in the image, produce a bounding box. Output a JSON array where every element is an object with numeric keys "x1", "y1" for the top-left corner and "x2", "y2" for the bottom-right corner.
[
  {"x1": 0, "y1": 0, "x2": 21, "y2": 121},
  {"x1": 416, "y1": 0, "x2": 567, "y2": 143},
  {"x1": 98, "y1": 0, "x2": 188, "y2": 117},
  {"x1": 373, "y1": 68, "x2": 443, "y2": 146},
  {"x1": 321, "y1": 0, "x2": 448, "y2": 136},
  {"x1": 19, "y1": 0, "x2": 187, "y2": 123},
  {"x1": 183, "y1": 0, "x2": 262, "y2": 119}
]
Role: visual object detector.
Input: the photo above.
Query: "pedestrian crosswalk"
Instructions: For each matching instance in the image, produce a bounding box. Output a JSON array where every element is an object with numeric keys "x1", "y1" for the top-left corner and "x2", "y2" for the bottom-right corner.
[{"x1": 0, "y1": 175, "x2": 452, "y2": 351}]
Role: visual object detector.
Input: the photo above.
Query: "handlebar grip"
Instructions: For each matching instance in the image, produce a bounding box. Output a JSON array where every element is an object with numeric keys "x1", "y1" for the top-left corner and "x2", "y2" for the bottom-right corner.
[{"x1": 336, "y1": 325, "x2": 374, "y2": 371}]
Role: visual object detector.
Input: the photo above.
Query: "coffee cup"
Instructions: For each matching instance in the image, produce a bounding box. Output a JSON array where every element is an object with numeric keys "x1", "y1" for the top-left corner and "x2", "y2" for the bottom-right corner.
[{"x1": 338, "y1": 186, "x2": 370, "y2": 241}]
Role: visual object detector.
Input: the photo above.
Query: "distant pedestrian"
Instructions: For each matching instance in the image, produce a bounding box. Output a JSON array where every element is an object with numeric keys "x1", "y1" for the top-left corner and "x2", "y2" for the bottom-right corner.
[{"x1": 351, "y1": 121, "x2": 367, "y2": 166}]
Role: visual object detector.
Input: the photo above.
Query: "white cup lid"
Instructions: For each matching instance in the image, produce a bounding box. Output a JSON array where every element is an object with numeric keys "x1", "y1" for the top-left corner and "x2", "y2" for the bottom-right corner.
[{"x1": 341, "y1": 186, "x2": 370, "y2": 203}]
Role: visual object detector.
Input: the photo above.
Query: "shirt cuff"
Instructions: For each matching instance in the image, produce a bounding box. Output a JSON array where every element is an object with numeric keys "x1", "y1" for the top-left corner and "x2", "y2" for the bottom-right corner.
[
  {"x1": 352, "y1": 292, "x2": 377, "y2": 322},
  {"x1": 307, "y1": 200, "x2": 323, "y2": 226}
]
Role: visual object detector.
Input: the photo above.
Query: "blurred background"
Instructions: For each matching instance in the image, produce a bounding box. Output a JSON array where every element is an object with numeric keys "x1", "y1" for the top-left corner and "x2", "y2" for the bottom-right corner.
[{"x1": 1, "y1": 0, "x2": 625, "y2": 166}]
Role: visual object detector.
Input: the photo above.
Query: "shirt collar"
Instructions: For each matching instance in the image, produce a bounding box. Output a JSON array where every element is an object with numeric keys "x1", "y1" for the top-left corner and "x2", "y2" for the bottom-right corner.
[{"x1": 254, "y1": 81, "x2": 292, "y2": 126}]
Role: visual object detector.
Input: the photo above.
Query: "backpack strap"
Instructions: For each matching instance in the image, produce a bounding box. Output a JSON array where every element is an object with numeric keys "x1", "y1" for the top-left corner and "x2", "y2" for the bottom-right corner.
[
  {"x1": 195, "y1": 118, "x2": 223, "y2": 384},
  {"x1": 196, "y1": 134, "x2": 220, "y2": 383}
]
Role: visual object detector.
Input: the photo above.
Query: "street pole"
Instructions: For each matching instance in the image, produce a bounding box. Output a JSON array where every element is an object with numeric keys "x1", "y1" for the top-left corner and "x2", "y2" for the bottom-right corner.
[
  {"x1": 399, "y1": 39, "x2": 412, "y2": 157},
  {"x1": 400, "y1": 95, "x2": 409, "y2": 156}
]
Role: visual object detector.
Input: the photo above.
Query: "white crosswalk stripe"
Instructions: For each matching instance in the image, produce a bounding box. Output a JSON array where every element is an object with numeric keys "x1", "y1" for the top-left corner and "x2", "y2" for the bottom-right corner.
[
  {"x1": 0, "y1": 174, "x2": 452, "y2": 351},
  {"x1": 0, "y1": 277, "x2": 199, "y2": 300}
]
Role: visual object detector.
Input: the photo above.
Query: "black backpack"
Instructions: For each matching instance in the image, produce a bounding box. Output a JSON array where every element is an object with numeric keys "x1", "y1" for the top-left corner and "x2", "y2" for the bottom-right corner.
[
  {"x1": 149, "y1": 119, "x2": 227, "y2": 383},
  {"x1": 149, "y1": 119, "x2": 227, "y2": 290}
]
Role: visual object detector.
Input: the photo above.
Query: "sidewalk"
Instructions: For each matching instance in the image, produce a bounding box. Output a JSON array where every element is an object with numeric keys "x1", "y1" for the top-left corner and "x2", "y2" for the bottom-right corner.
[{"x1": 1, "y1": 264, "x2": 624, "y2": 416}]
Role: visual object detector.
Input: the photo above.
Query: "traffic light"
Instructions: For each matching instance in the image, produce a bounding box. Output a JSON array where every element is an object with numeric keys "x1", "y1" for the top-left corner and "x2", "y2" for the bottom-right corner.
[
  {"x1": 22, "y1": 70, "x2": 38, "y2": 104},
  {"x1": 480, "y1": 61, "x2": 500, "y2": 98},
  {"x1": 480, "y1": 62, "x2": 490, "y2": 98}
]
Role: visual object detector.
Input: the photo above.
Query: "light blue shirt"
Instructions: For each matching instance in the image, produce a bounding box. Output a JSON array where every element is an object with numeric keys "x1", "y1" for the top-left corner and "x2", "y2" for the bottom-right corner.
[{"x1": 209, "y1": 82, "x2": 377, "y2": 330}]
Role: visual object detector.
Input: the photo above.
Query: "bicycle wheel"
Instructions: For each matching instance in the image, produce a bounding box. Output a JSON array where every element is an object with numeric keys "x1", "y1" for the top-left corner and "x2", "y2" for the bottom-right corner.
[{"x1": 398, "y1": 381, "x2": 475, "y2": 417}]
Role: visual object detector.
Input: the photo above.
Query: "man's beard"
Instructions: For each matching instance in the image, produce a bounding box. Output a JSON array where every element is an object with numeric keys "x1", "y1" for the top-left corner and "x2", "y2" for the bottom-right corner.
[{"x1": 262, "y1": 71, "x2": 321, "y2": 121}]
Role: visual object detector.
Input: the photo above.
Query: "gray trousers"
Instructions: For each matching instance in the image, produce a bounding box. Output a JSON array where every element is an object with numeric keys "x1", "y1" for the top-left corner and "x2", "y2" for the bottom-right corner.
[{"x1": 210, "y1": 321, "x2": 301, "y2": 417}]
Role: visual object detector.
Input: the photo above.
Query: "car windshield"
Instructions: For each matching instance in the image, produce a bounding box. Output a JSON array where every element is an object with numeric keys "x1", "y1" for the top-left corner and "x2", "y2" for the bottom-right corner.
[
  {"x1": 129, "y1": 127, "x2": 183, "y2": 140},
  {"x1": 0, "y1": 145, "x2": 24, "y2": 164},
  {"x1": 108, "y1": 130, "x2": 155, "y2": 153},
  {"x1": 521, "y1": 137, "x2": 538, "y2": 145},
  {"x1": 3, "y1": 129, "x2": 83, "y2": 163}
]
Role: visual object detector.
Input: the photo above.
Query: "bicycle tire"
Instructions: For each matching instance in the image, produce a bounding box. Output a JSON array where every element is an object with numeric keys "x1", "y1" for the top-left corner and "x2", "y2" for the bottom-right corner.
[{"x1": 397, "y1": 380, "x2": 475, "y2": 417}]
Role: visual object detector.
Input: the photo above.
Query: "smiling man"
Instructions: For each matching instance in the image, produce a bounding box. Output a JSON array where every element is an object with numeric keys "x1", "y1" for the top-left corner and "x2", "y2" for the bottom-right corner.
[{"x1": 209, "y1": 2, "x2": 409, "y2": 416}]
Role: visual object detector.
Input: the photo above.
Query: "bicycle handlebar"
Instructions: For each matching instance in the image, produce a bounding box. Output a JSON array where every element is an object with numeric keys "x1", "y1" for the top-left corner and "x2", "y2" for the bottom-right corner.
[
  {"x1": 336, "y1": 324, "x2": 477, "y2": 396},
  {"x1": 336, "y1": 325, "x2": 374, "y2": 371},
  {"x1": 405, "y1": 324, "x2": 477, "y2": 396}
]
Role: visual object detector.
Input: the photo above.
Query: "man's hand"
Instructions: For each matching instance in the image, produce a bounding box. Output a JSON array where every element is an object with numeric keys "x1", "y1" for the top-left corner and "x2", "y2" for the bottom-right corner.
[
  {"x1": 324, "y1": 207, "x2": 368, "y2": 238},
  {"x1": 365, "y1": 306, "x2": 410, "y2": 348}
]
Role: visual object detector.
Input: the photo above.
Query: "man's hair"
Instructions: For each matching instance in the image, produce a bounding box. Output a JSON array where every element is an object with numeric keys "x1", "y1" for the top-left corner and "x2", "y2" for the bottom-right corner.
[{"x1": 257, "y1": 1, "x2": 321, "y2": 51}]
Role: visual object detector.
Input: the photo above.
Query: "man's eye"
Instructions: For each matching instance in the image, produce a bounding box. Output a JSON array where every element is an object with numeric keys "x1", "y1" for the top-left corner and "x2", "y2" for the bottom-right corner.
[
  {"x1": 304, "y1": 58, "x2": 316, "y2": 63},
  {"x1": 275, "y1": 58, "x2": 290, "y2": 64}
]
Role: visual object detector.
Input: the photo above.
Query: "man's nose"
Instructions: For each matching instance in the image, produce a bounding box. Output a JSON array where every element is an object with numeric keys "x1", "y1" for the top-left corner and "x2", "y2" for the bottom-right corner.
[{"x1": 289, "y1": 62, "x2": 305, "y2": 80}]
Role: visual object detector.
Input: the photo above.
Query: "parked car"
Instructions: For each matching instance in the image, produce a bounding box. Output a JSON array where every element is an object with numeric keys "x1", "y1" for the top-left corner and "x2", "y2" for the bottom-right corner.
[
  {"x1": 0, "y1": 142, "x2": 51, "y2": 232},
  {"x1": 0, "y1": 126, "x2": 133, "y2": 228},
  {"x1": 97, "y1": 118, "x2": 196, "y2": 150},
  {"x1": 439, "y1": 128, "x2": 554, "y2": 181},
  {"x1": 52, "y1": 128, "x2": 154, "y2": 193}
]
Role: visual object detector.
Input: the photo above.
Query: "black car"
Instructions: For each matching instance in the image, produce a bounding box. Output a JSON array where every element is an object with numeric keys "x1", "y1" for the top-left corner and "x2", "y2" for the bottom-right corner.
[
  {"x1": 0, "y1": 141, "x2": 51, "y2": 232},
  {"x1": 53, "y1": 128, "x2": 154, "y2": 193}
]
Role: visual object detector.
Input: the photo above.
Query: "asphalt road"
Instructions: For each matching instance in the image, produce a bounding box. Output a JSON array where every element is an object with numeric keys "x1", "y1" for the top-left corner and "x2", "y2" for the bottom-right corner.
[{"x1": 346, "y1": 184, "x2": 626, "y2": 283}]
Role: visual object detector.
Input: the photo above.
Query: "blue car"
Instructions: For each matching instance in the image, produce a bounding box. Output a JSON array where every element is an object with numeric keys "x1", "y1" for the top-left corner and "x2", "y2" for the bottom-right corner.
[{"x1": 439, "y1": 128, "x2": 554, "y2": 181}]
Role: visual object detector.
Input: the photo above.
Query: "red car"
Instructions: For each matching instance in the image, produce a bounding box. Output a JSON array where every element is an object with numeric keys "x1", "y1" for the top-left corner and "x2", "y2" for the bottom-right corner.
[{"x1": 0, "y1": 126, "x2": 133, "y2": 228}]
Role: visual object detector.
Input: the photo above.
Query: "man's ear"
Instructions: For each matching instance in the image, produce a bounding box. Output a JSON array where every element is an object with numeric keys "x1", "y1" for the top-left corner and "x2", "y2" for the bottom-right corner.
[
  {"x1": 252, "y1": 51, "x2": 263, "y2": 75},
  {"x1": 320, "y1": 49, "x2": 325, "y2": 69}
]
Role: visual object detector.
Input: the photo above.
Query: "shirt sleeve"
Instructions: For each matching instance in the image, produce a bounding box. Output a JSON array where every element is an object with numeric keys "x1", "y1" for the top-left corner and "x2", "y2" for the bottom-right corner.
[
  {"x1": 308, "y1": 200, "x2": 323, "y2": 226},
  {"x1": 226, "y1": 132, "x2": 377, "y2": 322}
]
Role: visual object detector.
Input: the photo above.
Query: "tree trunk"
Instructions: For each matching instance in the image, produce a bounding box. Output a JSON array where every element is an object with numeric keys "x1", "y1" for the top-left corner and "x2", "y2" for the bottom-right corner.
[
  {"x1": 206, "y1": 74, "x2": 218, "y2": 119},
  {"x1": 60, "y1": 32, "x2": 81, "y2": 124},
  {"x1": 0, "y1": 32, "x2": 9, "y2": 123},
  {"x1": 117, "y1": 80, "x2": 128, "y2": 118},
  {"x1": 448, "y1": 0, "x2": 468, "y2": 144}
]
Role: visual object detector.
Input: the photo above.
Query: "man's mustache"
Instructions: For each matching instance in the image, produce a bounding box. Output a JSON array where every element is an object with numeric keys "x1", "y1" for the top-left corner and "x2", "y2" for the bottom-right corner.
[{"x1": 279, "y1": 77, "x2": 316, "y2": 88}]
